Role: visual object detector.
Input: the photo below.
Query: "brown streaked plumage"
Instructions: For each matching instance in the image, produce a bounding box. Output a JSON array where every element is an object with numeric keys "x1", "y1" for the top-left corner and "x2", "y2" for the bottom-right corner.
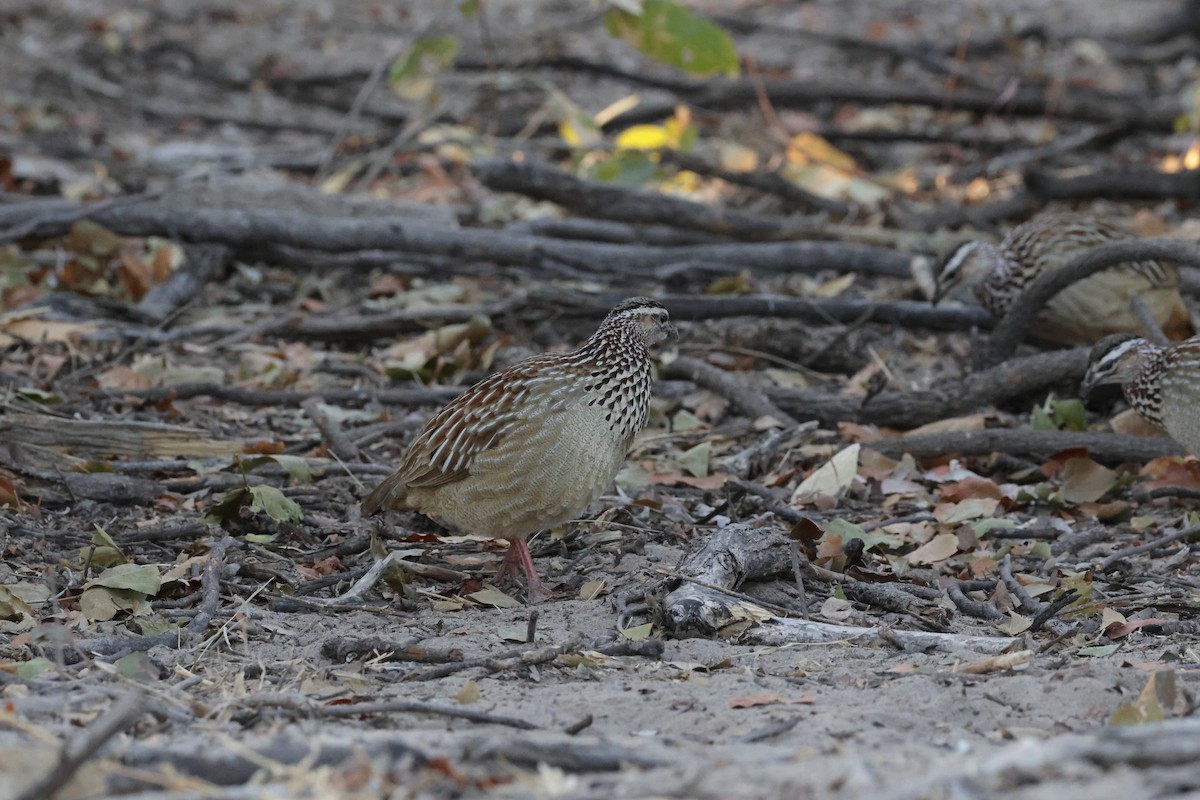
[
  {"x1": 1083, "y1": 333, "x2": 1200, "y2": 454},
  {"x1": 362, "y1": 297, "x2": 677, "y2": 601},
  {"x1": 933, "y1": 210, "x2": 1192, "y2": 345}
]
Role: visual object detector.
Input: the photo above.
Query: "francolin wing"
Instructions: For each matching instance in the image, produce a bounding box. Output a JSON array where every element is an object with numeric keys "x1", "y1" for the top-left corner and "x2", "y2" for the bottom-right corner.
[
  {"x1": 362, "y1": 297, "x2": 677, "y2": 601},
  {"x1": 933, "y1": 210, "x2": 1192, "y2": 345}
]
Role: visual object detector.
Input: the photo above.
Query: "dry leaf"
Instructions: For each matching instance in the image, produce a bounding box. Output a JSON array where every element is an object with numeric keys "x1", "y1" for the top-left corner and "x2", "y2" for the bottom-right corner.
[
  {"x1": 956, "y1": 649, "x2": 1032, "y2": 674},
  {"x1": 907, "y1": 533, "x2": 959, "y2": 565},
  {"x1": 728, "y1": 692, "x2": 815, "y2": 709},
  {"x1": 1059, "y1": 457, "x2": 1117, "y2": 504},
  {"x1": 792, "y1": 444, "x2": 860, "y2": 506}
]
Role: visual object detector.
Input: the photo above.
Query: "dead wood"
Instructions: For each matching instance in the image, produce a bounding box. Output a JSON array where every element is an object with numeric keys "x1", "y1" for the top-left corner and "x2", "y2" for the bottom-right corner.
[
  {"x1": 508, "y1": 217, "x2": 731, "y2": 246},
  {"x1": 615, "y1": 75, "x2": 1172, "y2": 132},
  {"x1": 658, "y1": 150, "x2": 851, "y2": 216},
  {"x1": 136, "y1": 244, "x2": 231, "y2": 323},
  {"x1": 0, "y1": 409, "x2": 243, "y2": 459},
  {"x1": 1025, "y1": 165, "x2": 1200, "y2": 203},
  {"x1": 99, "y1": 382, "x2": 465, "y2": 408},
  {"x1": 475, "y1": 158, "x2": 828, "y2": 240},
  {"x1": 770, "y1": 347, "x2": 1089, "y2": 429},
  {"x1": 16, "y1": 690, "x2": 146, "y2": 800},
  {"x1": 321, "y1": 636, "x2": 463, "y2": 664},
  {"x1": 549, "y1": 290, "x2": 993, "y2": 332},
  {"x1": 466, "y1": 737, "x2": 673, "y2": 771},
  {"x1": 0, "y1": 198, "x2": 915, "y2": 279},
  {"x1": 236, "y1": 692, "x2": 540, "y2": 729},
  {"x1": 880, "y1": 717, "x2": 1200, "y2": 800},
  {"x1": 302, "y1": 398, "x2": 360, "y2": 461},
  {"x1": 663, "y1": 355, "x2": 798, "y2": 426},
  {"x1": 1097, "y1": 524, "x2": 1200, "y2": 572},
  {"x1": 982, "y1": 238, "x2": 1200, "y2": 367},
  {"x1": 118, "y1": 734, "x2": 426, "y2": 790},
  {"x1": 62, "y1": 473, "x2": 161, "y2": 504},
  {"x1": 660, "y1": 522, "x2": 1013, "y2": 652}
]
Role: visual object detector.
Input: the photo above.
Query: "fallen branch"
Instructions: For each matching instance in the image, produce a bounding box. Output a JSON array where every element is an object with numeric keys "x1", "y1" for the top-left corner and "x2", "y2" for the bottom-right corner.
[
  {"x1": 17, "y1": 690, "x2": 146, "y2": 800},
  {"x1": 0, "y1": 198, "x2": 914, "y2": 279},
  {"x1": 660, "y1": 523, "x2": 1014, "y2": 653},
  {"x1": 547, "y1": 290, "x2": 992, "y2": 332},
  {"x1": 663, "y1": 355, "x2": 798, "y2": 426},
  {"x1": 475, "y1": 159, "x2": 828, "y2": 241},
  {"x1": 1025, "y1": 165, "x2": 1200, "y2": 203},
  {"x1": 872, "y1": 428, "x2": 1184, "y2": 464},
  {"x1": 237, "y1": 692, "x2": 539, "y2": 730},
  {"x1": 770, "y1": 347, "x2": 1089, "y2": 429}
]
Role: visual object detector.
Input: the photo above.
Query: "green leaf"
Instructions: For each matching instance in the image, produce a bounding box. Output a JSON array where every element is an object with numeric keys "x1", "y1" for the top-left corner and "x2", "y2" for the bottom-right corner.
[
  {"x1": 15, "y1": 387, "x2": 62, "y2": 405},
  {"x1": 86, "y1": 524, "x2": 126, "y2": 568},
  {"x1": 972, "y1": 517, "x2": 1016, "y2": 537},
  {"x1": 267, "y1": 455, "x2": 313, "y2": 483},
  {"x1": 621, "y1": 622, "x2": 654, "y2": 641},
  {"x1": 390, "y1": 35, "x2": 460, "y2": 101},
  {"x1": 1079, "y1": 644, "x2": 1120, "y2": 657},
  {"x1": 15, "y1": 656, "x2": 55, "y2": 679},
  {"x1": 604, "y1": 0, "x2": 739, "y2": 78},
  {"x1": 87, "y1": 563, "x2": 161, "y2": 595},
  {"x1": 468, "y1": 586, "x2": 519, "y2": 609},
  {"x1": 589, "y1": 150, "x2": 660, "y2": 186},
  {"x1": 1052, "y1": 398, "x2": 1087, "y2": 432},
  {"x1": 1030, "y1": 404, "x2": 1055, "y2": 431},
  {"x1": 248, "y1": 486, "x2": 303, "y2": 523},
  {"x1": 678, "y1": 441, "x2": 711, "y2": 478},
  {"x1": 820, "y1": 518, "x2": 900, "y2": 551}
]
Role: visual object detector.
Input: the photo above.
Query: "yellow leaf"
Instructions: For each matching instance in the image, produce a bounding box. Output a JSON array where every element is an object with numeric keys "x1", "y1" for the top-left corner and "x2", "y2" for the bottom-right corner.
[
  {"x1": 319, "y1": 161, "x2": 360, "y2": 194},
  {"x1": 559, "y1": 121, "x2": 583, "y2": 147},
  {"x1": 786, "y1": 132, "x2": 856, "y2": 171},
  {"x1": 616, "y1": 124, "x2": 673, "y2": 150},
  {"x1": 456, "y1": 680, "x2": 481, "y2": 705}
]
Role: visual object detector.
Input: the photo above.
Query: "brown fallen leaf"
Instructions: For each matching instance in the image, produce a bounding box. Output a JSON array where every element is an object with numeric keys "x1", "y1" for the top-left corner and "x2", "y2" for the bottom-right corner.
[
  {"x1": 647, "y1": 472, "x2": 727, "y2": 490},
  {"x1": 955, "y1": 649, "x2": 1032, "y2": 674},
  {"x1": 728, "y1": 692, "x2": 815, "y2": 709}
]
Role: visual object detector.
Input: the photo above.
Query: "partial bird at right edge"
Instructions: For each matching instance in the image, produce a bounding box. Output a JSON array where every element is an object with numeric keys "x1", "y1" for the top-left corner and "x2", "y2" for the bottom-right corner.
[
  {"x1": 1083, "y1": 333, "x2": 1200, "y2": 457},
  {"x1": 932, "y1": 209, "x2": 1193, "y2": 345}
]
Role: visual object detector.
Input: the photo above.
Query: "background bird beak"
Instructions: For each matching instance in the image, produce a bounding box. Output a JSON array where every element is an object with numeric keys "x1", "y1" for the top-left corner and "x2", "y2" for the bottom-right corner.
[{"x1": 664, "y1": 322, "x2": 679, "y2": 341}]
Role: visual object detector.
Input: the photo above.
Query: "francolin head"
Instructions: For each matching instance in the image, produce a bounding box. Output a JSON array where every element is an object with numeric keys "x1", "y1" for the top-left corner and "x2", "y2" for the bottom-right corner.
[
  {"x1": 1083, "y1": 333, "x2": 1200, "y2": 456},
  {"x1": 933, "y1": 210, "x2": 1192, "y2": 345},
  {"x1": 362, "y1": 297, "x2": 677, "y2": 601}
]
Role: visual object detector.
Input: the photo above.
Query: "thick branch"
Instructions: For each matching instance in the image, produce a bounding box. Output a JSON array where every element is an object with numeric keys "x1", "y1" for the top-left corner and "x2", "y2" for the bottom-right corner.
[
  {"x1": 770, "y1": 348, "x2": 1088, "y2": 428},
  {"x1": 982, "y1": 239, "x2": 1200, "y2": 367}
]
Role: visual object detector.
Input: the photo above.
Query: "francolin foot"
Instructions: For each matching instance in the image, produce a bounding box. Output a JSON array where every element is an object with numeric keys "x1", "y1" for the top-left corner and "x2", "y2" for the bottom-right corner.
[{"x1": 362, "y1": 297, "x2": 677, "y2": 603}]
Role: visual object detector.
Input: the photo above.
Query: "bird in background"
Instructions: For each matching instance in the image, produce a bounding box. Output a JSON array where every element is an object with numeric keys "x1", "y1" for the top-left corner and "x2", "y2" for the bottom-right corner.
[
  {"x1": 1082, "y1": 333, "x2": 1200, "y2": 458},
  {"x1": 362, "y1": 297, "x2": 677, "y2": 601},
  {"x1": 932, "y1": 209, "x2": 1192, "y2": 346}
]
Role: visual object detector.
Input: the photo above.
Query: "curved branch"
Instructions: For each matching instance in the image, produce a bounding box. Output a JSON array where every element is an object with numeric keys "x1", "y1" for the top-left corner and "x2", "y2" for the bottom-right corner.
[{"x1": 981, "y1": 239, "x2": 1200, "y2": 368}]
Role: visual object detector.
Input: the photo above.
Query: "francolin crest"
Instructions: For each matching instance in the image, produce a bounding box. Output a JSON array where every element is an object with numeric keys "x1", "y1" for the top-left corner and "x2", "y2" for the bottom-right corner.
[
  {"x1": 1083, "y1": 333, "x2": 1200, "y2": 456},
  {"x1": 933, "y1": 210, "x2": 1192, "y2": 345},
  {"x1": 362, "y1": 297, "x2": 677, "y2": 600}
]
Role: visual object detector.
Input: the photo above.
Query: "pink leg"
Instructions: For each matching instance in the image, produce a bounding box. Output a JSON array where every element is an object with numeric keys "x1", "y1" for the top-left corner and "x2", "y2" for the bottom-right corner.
[{"x1": 496, "y1": 538, "x2": 553, "y2": 602}]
